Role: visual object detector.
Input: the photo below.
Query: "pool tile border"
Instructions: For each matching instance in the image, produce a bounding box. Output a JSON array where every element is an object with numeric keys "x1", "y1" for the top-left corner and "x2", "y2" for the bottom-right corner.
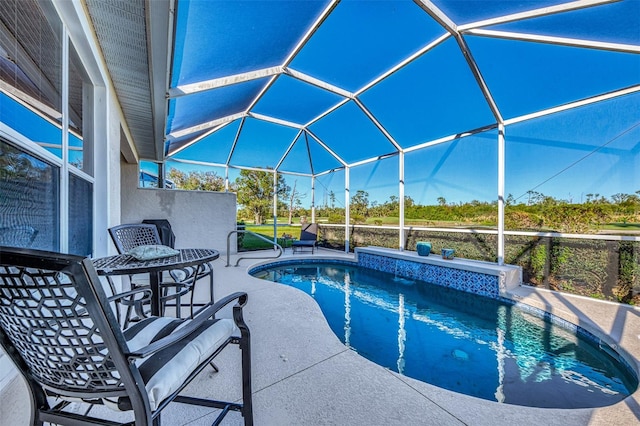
[
  {"x1": 249, "y1": 257, "x2": 357, "y2": 276},
  {"x1": 357, "y1": 252, "x2": 502, "y2": 297}
]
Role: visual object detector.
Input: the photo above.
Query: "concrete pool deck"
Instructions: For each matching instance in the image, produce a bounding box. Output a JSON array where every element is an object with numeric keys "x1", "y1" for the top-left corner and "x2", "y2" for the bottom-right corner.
[{"x1": 1, "y1": 247, "x2": 639, "y2": 425}]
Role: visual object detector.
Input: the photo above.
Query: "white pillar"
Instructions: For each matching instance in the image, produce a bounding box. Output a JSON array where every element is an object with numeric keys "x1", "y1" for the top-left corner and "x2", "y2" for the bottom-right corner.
[
  {"x1": 345, "y1": 166, "x2": 350, "y2": 253},
  {"x1": 311, "y1": 175, "x2": 316, "y2": 223},
  {"x1": 273, "y1": 170, "x2": 278, "y2": 245},
  {"x1": 92, "y1": 85, "x2": 112, "y2": 257},
  {"x1": 399, "y1": 151, "x2": 405, "y2": 251},
  {"x1": 498, "y1": 123, "x2": 505, "y2": 265}
]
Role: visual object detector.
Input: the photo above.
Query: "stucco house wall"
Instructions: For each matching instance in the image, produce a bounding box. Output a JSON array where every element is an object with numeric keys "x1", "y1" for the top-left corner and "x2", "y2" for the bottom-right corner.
[{"x1": 119, "y1": 161, "x2": 237, "y2": 255}]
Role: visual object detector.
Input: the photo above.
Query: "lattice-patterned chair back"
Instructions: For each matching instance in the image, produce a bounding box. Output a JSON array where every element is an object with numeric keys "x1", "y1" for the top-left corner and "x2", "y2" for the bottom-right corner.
[
  {"x1": 108, "y1": 224, "x2": 162, "y2": 254},
  {"x1": 109, "y1": 223, "x2": 194, "y2": 319},
  {"x1": 0, "y1": 247, "x2": 253, "y2": 426}
]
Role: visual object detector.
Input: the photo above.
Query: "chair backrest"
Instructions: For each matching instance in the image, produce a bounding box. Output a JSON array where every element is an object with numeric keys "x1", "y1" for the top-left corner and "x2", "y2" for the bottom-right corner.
[
  {"x1": 0, "y1": 247, "x2": 146, "y2": 405},
  {"x1": 299, "y1": 223, "x2": 318, "y2": 242},
  {"x1": 109, "y1": 223, "x2": 162, "y2": 254}
]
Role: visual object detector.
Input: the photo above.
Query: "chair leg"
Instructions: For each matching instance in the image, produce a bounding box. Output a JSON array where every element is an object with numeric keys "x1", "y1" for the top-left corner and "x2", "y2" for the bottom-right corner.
[
  {"x1": 189, "y1": 266, "x2": 214, "y2": 319},
  {"x1": 164, "y1": 288, "x2": 182, "y2": 319},
  {"x1": 190, "y1": 291, "x2": 195, "y2": 319},
  {"x1": 209, "y1": 269, "x2": 214, "y2": 303},
  {"x1": 206, "y1": 272, "x2": 219, "y2": 375},
  {"x1": 124, "y1": 303, "x2": 134, "y2": 328},
  {"x1": 239, "y1": 326, "x2": 253, "y2": 425},
  {"x1": 189, "y1": 267, "x2": 219, "y2": 374}
]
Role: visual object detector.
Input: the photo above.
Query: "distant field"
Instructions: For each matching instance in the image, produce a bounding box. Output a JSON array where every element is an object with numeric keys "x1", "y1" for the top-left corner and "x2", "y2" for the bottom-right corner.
[
  {"x1": 240, "y1": 217, "x2": 640, "y2": 236},
  {"x1": 243, "y1": 217, "x2": 465, "y2": 227},
  {"x1": 600, "y1": 223, "x2": 640, "y2": 233}
]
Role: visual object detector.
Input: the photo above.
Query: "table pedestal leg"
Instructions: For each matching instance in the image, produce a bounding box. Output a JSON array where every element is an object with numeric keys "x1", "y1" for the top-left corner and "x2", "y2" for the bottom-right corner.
[{"x1": 150, "y1": 271, "x2": 161, "y2": 316}]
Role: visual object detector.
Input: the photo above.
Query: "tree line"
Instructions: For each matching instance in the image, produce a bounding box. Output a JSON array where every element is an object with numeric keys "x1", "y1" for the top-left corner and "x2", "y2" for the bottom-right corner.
[
  {"x1": 167, "y1": 168, "x2": 640, "y2": 232},
  {"x1": 168, "y1": 168, "x2": 304, "y2": 225}
]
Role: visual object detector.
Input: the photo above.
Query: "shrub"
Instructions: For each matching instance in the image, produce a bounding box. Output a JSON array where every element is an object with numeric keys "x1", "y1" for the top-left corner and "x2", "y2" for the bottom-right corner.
[
  {"x1": 530, "y1": 244, "x2": 546, "y2": 282},
  {"x1": 328, "y1": 213, "x2": 345, "y2": 223},
  {"x1": 236, "y1": 221, "x2": 245, "y2": 250}
]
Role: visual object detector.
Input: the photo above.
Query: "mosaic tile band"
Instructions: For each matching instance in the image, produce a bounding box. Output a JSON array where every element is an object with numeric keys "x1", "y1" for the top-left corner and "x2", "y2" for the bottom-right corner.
[{"x1": 357, "y1": 252, "x2": 501, "y2": 298}]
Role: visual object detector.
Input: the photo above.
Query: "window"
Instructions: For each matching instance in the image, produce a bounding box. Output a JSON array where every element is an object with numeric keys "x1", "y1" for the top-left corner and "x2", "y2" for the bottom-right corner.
[
  {"x1": 0, "y1": 1, "x2": 94, "y2": 253},
  {"x1": 0, "y1": 139, "x2": 60, "y2": 250}
]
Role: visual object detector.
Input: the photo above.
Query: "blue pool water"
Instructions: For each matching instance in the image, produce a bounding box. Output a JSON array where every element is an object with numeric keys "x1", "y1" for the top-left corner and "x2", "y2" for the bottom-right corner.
[{"x1": 251, "y1": 261, "x2": 638, "y2": 409}]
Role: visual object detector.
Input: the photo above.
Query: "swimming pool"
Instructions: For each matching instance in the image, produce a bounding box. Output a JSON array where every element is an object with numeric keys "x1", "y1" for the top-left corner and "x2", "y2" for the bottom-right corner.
[{"x1": 251, "y1": 260, "x2": 638, "y2": 409}]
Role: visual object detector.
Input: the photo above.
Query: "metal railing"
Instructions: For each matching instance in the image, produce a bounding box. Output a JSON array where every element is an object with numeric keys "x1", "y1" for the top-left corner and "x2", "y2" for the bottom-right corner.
[{"x1": 226, "y1": 229, "x2": 283, "y2": 267}]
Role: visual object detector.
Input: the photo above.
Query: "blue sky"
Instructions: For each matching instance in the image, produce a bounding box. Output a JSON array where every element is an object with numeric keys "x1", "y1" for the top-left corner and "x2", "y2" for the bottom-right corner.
[
  {"x1": 164, "y1": 0, "x2": 639, "y2": 208},
  {"x1": 164, "y1": 81, "x2": 640, "y2": 209},
  {"x1": 163, "y1": 85, "x2": 640, "y2": 209}
]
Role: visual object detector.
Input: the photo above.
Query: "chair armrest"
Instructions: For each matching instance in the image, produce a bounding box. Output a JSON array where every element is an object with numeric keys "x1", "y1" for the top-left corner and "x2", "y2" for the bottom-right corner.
[
  {"x1": 107, "y1": 287, "x2": 153, "y2": 305},
  {"x1": 126, "y1": 291, "x2": 248, "y2": 359},
  {"x1": 107, "y1": 288, "x2": 153, "y2": 324},
  {"x1": 158, "y1": 280, "x2": 193, "y2": 300}
]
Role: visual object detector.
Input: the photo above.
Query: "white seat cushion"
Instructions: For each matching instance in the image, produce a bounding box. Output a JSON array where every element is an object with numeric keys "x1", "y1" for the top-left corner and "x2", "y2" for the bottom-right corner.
[{"x1": 118, "y1": 316, "x2": 236, "y2": 411}]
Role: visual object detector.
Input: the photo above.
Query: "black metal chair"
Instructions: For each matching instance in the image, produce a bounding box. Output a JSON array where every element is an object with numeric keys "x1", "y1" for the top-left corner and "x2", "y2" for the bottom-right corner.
[
  {"x1": 0, "y1": 246, "x2": 253, "y2": 426},
  {"x1": 292, "y1": 223, "x2": 318, "y2": 254},
  {"x1": 109, "y1": 223, "x2": 215, "y2": 318}
]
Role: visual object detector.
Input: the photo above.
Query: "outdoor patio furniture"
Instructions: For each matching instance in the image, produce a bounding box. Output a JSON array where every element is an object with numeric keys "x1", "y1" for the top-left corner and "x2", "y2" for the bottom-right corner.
[
  {"x1": 292, "y1": 223, "x2": 318, "y2": 254},
  {"x1": 0, "y1": 246, "x2": 253, "y2": 426},
  {"x1": 279, "y1": 233, "x2": 297, "y2": 251},
  {"x1": 109, "y1": 223, "x2": 215, "y2": 318},
  {"x1": 94, "y1": 248, "x2": 219, "y2": 318}
]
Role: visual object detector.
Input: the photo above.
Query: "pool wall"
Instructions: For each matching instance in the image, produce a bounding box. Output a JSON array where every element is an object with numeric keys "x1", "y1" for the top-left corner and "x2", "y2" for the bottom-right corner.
[{"x1": 355, "y1": 247, "x2": 522, "y2": 299}]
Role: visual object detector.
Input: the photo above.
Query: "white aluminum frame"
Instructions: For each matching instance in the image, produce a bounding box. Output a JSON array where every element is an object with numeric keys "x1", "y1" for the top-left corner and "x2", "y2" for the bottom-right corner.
[{"x1": 157, "y1": 0, "x2": 640, "y2": 258}]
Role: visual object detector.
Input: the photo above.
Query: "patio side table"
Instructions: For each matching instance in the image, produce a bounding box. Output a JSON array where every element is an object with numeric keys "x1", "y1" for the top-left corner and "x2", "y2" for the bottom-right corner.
[
  {"x1": 279, "y1": 236, "x2": 297, "y2": 251},
  {"x1": 93, "y1": 248, "x2": 219, "y2": 316}
]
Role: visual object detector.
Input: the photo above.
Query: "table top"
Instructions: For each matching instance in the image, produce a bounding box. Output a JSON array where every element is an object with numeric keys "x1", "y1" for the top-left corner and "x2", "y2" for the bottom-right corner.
[{"x1": 93, "y1": 248, "x2": 219, "y2": 276}]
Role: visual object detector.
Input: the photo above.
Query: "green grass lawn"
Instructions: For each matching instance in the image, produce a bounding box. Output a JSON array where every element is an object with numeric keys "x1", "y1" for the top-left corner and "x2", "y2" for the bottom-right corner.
[
  {"x1": 600, "y1": 223, "x2": 640, "y2": 233},
  {"x1": 240, "y1": 224, "x2": 303, "y2": 250}
]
